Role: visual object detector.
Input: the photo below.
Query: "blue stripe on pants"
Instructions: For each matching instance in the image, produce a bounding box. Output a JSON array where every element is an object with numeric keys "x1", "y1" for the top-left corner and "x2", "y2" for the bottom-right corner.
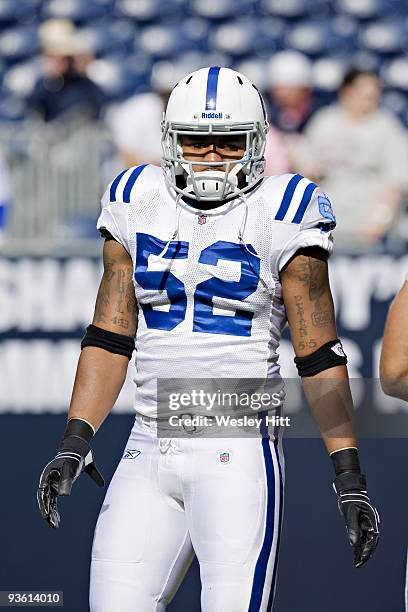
[
  {"x1": 265, "y1": 437, "x2": 284, "y2": 611},
  {"x1": 248, "y1": 415, "x2": 281, "y2": 611}
]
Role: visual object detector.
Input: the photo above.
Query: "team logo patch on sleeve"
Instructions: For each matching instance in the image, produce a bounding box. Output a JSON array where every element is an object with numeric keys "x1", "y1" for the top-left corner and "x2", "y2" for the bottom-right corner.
[{"x1": 318, "y1": 195, "x2": 336, "y2": 223}]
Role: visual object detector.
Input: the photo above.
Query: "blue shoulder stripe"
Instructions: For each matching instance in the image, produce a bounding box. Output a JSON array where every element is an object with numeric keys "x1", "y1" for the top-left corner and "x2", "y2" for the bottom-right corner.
[
  {"x1": 109, "y1": 169, "x2": 127, "y2": 202},
  {"x1": 274, "y1": 174, "x2": 303, "y2": 221},
  {"x1": 291, "y1": 181, "x2": 317, "y2": 224},
  {"x1": 122, "y1": 164, "x2": 148, "y2": 203}
]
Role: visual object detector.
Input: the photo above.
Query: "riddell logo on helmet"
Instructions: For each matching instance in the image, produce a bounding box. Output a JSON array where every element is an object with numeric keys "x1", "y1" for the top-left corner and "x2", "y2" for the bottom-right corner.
[{"x1": 201, "y1": 112, "x2": 223, "y2": 119}]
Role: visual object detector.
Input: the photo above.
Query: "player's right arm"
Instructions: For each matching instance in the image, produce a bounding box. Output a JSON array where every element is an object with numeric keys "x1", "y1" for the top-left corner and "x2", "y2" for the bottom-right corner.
[
  {"x1": 37, "y1": 238, "x2": 137, "y2": 528},
  {"x1": 68, "y1": 238, "x2": 137, "y2": 429}
]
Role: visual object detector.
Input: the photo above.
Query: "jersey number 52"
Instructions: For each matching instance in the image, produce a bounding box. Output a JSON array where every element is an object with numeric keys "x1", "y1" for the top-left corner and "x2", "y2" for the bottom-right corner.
[{"x1": 135, "y1": 232, "x2": 261, "y2": 337}]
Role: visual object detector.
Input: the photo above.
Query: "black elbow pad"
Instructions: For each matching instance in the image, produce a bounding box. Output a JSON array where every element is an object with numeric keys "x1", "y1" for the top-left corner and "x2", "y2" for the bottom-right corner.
[{"x1": 294, "y1": 339, "x2": 347, "y2": 377}]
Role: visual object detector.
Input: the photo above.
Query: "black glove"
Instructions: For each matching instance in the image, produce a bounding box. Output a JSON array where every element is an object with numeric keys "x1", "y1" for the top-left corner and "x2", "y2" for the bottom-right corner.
[
  {"x1": 333, "y1": 471, "x2": 380, "y2": 568},
  {"x1": 37, "y1": 419, "x2": 104, "y2": 529}
]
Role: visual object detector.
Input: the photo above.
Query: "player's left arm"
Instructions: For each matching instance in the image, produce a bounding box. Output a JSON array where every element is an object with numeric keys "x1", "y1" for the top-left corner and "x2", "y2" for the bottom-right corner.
[
  {"x1": 281, "y1": 246, "x2": 380, "y2": 567},
  {"x1": 380, "y1": 280, "x2": 408, "y2": 400}
]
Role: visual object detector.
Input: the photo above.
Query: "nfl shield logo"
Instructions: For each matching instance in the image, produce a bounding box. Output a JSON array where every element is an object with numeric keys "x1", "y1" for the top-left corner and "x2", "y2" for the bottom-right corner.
[
  {"x1": 198, "y1": 214, "x2": 207, "y2": 225},
  {"x1": 219, "y1": 452, "x2": 230, "y2": 463}
]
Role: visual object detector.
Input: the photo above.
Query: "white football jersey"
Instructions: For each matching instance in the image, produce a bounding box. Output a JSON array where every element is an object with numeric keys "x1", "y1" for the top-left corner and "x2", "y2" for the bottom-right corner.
[{"x1": 97, "y1": 164, "x2": 335, "y2": 417}]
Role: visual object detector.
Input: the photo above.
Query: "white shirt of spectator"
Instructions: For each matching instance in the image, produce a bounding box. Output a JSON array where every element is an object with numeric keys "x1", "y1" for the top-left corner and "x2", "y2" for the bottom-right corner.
[
  {"x1": 304, "y1": 104, "x2": 408, "y2": 248},
  {"x1": 107, "y1": 92, "x2": 164, "y2": 166}
]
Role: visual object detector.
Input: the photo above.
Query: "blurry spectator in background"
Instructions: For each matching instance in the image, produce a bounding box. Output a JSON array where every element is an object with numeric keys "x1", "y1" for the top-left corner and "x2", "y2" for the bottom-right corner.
[
  {"x1": 266, "y1": 51, "x2": 317, "y2": 134},
  {"x1": 27, "y1": 19, "x2": 104, "y2": 122},
  {"x1": 0, "y1": 149, "x2": 12, "y2": 244},
  {"x1": 106, "y1": 62, "x2": 178, "y2": 168},
  {"x1": 264, "y1": 51, "x2": 317, "y2": 174},
  {"x1": 263, "y1": 124, "x2": 291, "y2": 177},
  {"x1": 302, "y1": 68, "x2": 408, "y2": 251}
]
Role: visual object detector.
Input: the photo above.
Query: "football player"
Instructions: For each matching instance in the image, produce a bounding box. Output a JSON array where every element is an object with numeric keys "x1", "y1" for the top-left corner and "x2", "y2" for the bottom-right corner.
[
  {"x1": 38, "y1": 67, "x2": 379, "y2": 612},
  {"x1": 380, "y1": 275, "x2": 408, "y2": 612}
]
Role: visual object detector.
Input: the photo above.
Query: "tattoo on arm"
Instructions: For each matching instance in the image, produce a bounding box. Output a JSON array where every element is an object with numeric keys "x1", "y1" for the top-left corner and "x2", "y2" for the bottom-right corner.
[
  {"x1": 285, "y1": 251, "x2": 336, "y2": 352},
  {"x1": 94, "y1": 257, "x2": 115, "y2": 325},
  {"x1": 93, "y1": 247, "x2": 137, "y2": 333}
]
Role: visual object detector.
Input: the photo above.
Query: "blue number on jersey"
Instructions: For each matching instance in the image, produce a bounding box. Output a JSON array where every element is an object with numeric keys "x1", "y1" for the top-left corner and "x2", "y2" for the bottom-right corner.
[
  {"x1": 193, "y1": 241, "x2": 260, "y2": 337},
  {"x1": 135, "y1": 233, "x2": 189, "y2": 331},
  {"x1": 135, "y1": 233, "x2": 260, "y2": 336}
]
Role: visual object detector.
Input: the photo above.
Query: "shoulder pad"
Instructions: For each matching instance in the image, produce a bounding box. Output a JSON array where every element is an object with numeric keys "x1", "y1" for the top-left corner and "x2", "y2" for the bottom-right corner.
[
  {"x1": 274, "y1": 173, "x2": 318, "y2": 224},
  {"x1": 107, "y1": 164, "x2": 161, "y2": 205},
  {"x1": 262, "y1": 173, "x2": 336, "y2": 230}
]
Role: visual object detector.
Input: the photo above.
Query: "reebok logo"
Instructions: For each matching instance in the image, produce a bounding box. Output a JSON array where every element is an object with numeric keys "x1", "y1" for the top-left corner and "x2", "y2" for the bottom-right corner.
[
  {"x1": 202, "y1": 112, "x2": 223, "y2": 119},
  {"x1": 123, "y1": 449, "x2": 141, "y2": 459}
]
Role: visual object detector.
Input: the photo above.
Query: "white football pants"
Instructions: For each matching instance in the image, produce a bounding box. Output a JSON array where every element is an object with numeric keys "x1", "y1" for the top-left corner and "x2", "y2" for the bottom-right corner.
[{"x1": 89, "y1": 414, "x2": 284, "y2": 612}]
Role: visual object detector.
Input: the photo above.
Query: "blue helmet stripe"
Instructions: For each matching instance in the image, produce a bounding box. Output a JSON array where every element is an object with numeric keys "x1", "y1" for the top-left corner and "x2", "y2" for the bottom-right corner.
[
  {"x1": 123, "y1": 164, "x2": 147, "y2": 203},
  {"x1": 291, "y1": 181, "x2": 317, "y2": 224},
  {"x1": 205, "y1": 66, "x2": 221, "y2": 111},
  {"x1": 274, "y1": 174, "x2": 303, "y2": 221},
  {"x1": 109, "y1": 169, "x2": 127, "y2": 202}
]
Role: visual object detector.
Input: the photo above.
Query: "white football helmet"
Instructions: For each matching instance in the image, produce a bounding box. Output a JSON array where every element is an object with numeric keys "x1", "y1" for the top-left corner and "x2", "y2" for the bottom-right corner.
[{"x1": 161, "y1": 66, "x2": 268, "y2": 202}]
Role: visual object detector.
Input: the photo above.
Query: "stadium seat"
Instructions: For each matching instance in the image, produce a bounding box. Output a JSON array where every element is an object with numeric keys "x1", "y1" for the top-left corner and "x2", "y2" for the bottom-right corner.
[
  {"x1": 360, "y1": 20, "x2": 406, "y2": 54},
  {"x1": 2, "y1": 59, "x2": 41, "y2": 98},
  {"x1": 116, "y1": 0, "x2": 163, "y2": 21},
  {"x1": 382, "y1": 56, "x2": 408, "y2": 91},
  {"x1": 312, "y1": 57, "x2": 346, "y2": 92},
  {"x1": 42, "y1": 0, "x2": 115, "y2": 23},
  {"x1": 260, "y1": 0, "x2": 310, "y2": 18},
  {"x1": 0, "y1": 26, "x2": 39, "y2": 63},
  {"x1": 255, "y1": 17, "x2": 288, "y2": 56},
  {"x1": 331, "y1": 15, "x2": 359, "y2": 45},
  {"x1": 285, "y1": 21, "x2": 332, "y2": 56},
  {"x1": 116, "y1": 0, "x2": 184, "y2": 22},
  {"x1": 87, "y1": 53, "x2": 152, "y2": 100},
  {"x1": 137, "y1": 24, "x2": 189, "y2": 59},
  {"x1": 78, "y1": 20, "x2": 137, "y2": 58},
  {"x1": 336, "y1": 0, "x2": 390, "y2": 19},
  {"x1": 0, "y1": 0, "x2": 41, "y2": 25},
  {"x1": 350, "y1": 49, "x2": 382, "y2": 71},
  {"x1": 210, "y1": 20, "x2": 257, "y2": 57},
  {"x1": 180, "y1": 18, "x2": 210, "y2": 52},
  {"x1": 125, "y1": 52, "x2": 154, "y2": 91},
  {"x1": 191, "y1": 0, "x2": 249, "y2": 20}
]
